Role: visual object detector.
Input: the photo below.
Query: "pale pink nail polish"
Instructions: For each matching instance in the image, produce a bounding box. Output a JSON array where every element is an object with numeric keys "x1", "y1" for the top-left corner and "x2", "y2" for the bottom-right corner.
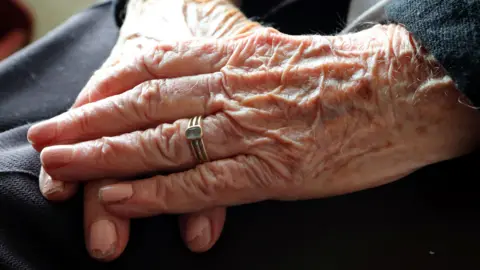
[
  {"x1": 27, "y1": 120, "x2": 57, "y2": 146},
  {"x1": 186, "y1": 215, "x2": 211, "y2": 249},
  {"x1": 99, "y1": 184, "x2": 133, "y2": 203},
  {"x1": 89, "y1": 220, "x2": 117, "y2": 259},
  {"x1": 41, "y1": 145, "x2": 73, "y2": 170},
  {"x1": 43, "y1": 176, "x2": 64, "y2": 195}
]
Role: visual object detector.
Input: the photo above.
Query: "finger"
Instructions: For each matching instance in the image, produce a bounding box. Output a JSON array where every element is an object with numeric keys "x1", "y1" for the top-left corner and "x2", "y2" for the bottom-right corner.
[
  {"x1": 73, "y1": 61, "x2": 153, "y2": 109},
  {"x1": 98, "y1": 155, "x2": 277, "y2": 217},
  {"x1": 41, "y1": 113, "x2": 252, "y2": 182},
  {"x1": 27, "y1": 73, "x2": 228, "y2": 149},
  {"x1": 73, "y1": 39, "x2": 232, "y2": 108},
  {"x1": 84, "y1": 179, "x2": 130, "y2": 261},
  {"x1": 179, "y1": 207, "x2": 226, "y2": 253},
  {"x1": 39, "y1": 167, "x2": 78, "y2": 201}
]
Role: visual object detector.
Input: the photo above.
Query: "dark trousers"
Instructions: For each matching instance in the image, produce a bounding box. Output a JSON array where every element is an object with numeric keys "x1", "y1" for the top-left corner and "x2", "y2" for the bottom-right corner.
[{"x1": 1, "y1": 1, "x2": 479, "y2": 269}]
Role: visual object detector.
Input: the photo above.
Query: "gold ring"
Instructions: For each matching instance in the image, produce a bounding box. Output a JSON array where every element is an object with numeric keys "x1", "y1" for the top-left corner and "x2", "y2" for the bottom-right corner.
[{"x1": 185, "y1": 116, "x2": 210, "y2": 163}]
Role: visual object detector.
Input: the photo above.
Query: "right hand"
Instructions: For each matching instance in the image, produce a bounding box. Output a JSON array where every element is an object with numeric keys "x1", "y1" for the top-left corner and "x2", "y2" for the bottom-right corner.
[
  {"x1": 33, "y1": 22, "x2": 480, "y2": 263},
  {"x1": 32, "y1": 0, "x2": 262, "y2": 261}
]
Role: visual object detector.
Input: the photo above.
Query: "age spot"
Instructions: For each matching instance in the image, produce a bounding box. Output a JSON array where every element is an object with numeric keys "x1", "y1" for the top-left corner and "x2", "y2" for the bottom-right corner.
[{"x1": 416, "y1": 126, "x2": 428, "y2": 135}]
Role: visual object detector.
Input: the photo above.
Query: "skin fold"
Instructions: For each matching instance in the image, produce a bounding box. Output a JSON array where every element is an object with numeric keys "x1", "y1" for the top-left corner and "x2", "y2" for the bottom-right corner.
[
  {"x1": 28, "y1": 0, "x2": 480, "y2": 262},
  {"x1": 33, "y1": 0, "x2": 254, "y2": 261}
]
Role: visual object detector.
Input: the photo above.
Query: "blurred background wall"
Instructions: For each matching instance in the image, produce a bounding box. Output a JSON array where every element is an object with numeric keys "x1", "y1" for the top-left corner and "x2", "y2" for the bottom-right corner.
[{"x1": 23, "y1": 0, "x2": 98, "y2": 40}]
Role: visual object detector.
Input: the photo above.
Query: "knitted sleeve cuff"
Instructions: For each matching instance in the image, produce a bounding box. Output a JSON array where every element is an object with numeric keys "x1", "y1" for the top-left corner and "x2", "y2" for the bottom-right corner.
[
  {"x1": 113, "y1": 0, "x2": 128, "y2": 28},
  {"x1": 386, "y1": 0, "x2": 480, "y2": 106}
]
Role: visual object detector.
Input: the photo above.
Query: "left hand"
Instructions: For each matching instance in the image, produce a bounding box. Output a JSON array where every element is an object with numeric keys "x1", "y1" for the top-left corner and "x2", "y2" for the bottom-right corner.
[{"x1": 29, "y1": 25, "x2": 480, "y2": 217}]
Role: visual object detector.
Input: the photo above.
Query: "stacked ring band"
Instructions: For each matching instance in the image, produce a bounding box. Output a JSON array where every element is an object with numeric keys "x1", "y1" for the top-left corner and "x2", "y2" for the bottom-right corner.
[{"x1": 185, "y1": 116, "x2": 210, "y2": 163}]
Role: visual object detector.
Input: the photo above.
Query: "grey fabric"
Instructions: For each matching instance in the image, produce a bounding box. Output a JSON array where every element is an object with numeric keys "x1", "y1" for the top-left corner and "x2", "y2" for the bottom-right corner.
[
  {"x1": 0, "y1": 1, "x2": 480, "y2": 270},
  {"x1": 342, "y1": 0, "x2": 390, "y2": 33},
  {"x1": 386, "y1": 0, "x2": 480, "y2": 106},
  {"x1": 346, "y1": 0, "x2": 387, "y2": 24}
]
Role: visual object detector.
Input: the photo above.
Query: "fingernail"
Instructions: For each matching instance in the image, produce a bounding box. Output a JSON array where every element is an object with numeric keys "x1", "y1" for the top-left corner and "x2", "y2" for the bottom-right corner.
[
  {"x1": 43, "y1": 175, "x2": 64, "y2": 195},
  {"x1": 40, "y1": 145, "x2": 73, "y2": 170},
  {"x1": 99, "y1": 184, "x2": 133, "y2": 203},
  {"x1": 89, "y1": 220, "x2": 117, "y2": 259},
  {"x1": 28, "y1": 120, "x2": 57, "y2": 146},
  {"x1": 186, "y1": 215, "x2": 211, "y2": 249}
]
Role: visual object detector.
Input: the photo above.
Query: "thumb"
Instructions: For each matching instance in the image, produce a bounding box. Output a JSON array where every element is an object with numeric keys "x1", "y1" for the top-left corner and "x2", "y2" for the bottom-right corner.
[
  {"x1": 179, "y1": 207, "x2": 226, "y2": 252},
  {"x1": 84, "y1": 180, "x2": 130, "y2": 261}
]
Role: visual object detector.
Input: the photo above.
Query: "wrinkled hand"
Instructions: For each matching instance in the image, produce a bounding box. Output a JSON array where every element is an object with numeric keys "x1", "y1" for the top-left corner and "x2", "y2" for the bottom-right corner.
[
  {"x1": 32, "y1": 0, "x2": 262, "y2": 261},
  {"x1": 30, "y1": 24, "x2": 480, "y2": 257}
]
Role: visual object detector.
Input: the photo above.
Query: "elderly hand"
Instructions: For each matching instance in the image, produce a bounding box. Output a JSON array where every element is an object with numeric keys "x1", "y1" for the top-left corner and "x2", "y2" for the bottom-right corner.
[
  {"x1": 29, "y1": 24, "x2": 480, "y2": 255},
  {"x1": 31, "y1": 0, "x2": 262, "y2": 261}
]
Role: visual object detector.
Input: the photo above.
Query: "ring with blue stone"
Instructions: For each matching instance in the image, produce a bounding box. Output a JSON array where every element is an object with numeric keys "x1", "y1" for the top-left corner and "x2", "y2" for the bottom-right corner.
[{"x1": 185, "y1": 115, "x2": 210, "y2": 163}]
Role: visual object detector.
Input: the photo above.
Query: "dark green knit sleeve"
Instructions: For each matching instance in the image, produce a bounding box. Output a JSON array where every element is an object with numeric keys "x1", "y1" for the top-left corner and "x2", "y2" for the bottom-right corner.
[{"x1": 386, "y1": 0, "x2": 480, "y2": 106}]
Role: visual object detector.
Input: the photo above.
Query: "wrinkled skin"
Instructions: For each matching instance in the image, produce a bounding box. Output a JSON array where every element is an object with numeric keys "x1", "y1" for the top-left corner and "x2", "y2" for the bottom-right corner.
[
  {"x1": 29, "y1": 0, "x2": 480, "y2": 262},
  {"x1": 33, "y1": 0, "x2": 261, "y2": 261}
]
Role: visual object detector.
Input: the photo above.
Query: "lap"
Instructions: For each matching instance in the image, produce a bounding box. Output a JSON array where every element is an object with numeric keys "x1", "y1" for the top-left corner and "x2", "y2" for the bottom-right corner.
[{"x1": 0, "y1": 1, "x2": 479, "y2": 270}]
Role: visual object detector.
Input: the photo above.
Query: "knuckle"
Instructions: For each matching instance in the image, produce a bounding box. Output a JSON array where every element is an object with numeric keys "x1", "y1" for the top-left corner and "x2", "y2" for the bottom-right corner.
[
  {"x1": 250, "y1": 27, "x2": 281, "y2": 45},
  {"x1": 207, "y1": 72, "x2": 224, "y2": 93},
  {"x1": 204, "y1": 114, "x2": 233, "y2": 146},
  {"x1": 92, "y1": 137, "x2": 119, "y2": 166},
  {"x1": 210, "y1": 113, "x2": 245, "y2": 145},
  {"x1": 132, "y1": 130, "x2": 155, "y2": 169},
  {"x1": 132, "y1": 80, "x2": 164, "y2": 122},
  {"x1": 242, "y1": 155, "x2": 278, "y2": 190},
  {"x1": 199, "y1": 159, "x2": 251, "y2": 196},
  {"x1": 242, "y1": 154, "x2": 297, "y2": 199},
  {"x1": 152, "y1": 177, "x2": 176, "y2": 212},
  {"x1": 149, "y1": 125, "x2": 180, "y2": 168},
  {"x1": 129, "y1": 178, "x2": 171, "y2": 213},
  {"x1": 194, "y1": 163, "x2": 229, "y2": 202},
  {"x1": 214, "y1": 71, "x2": 234, "y2": 100},
  {"x1": 139, "y1": 42, "x2": 174, "y2": 77},
  {"x1": 68, "y1": 107, "x2": 91, "y2": 135},
  {"x1": 251, "y1": 27, "x2": 282, "y2": 45},
  {"x1": 88, "y1": 70, "x2": 113, "y2": 102},
  {"x1": 106, "y1": 98, "x2": 135, "y2": 127}
]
